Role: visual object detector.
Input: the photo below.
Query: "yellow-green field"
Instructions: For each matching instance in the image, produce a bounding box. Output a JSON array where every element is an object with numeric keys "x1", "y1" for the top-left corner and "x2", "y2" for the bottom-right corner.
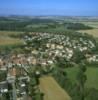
[
  {"x1": 78, "y1": 29, "x2": 98, "y2": 38},
  {"x1": 0, "y1": 31, "x2": 23, "y2": 46},
  {"x1": 0, "y1": 37, "x2": 23, "y2": 45},
  {"x1": 0, "y1": 31, "x2": 23, "y2": 36},
  {"x1": 39, "y1": 76, "x2": 71, "y2": 100},
  {"x1": 77, "y1": 21, "x2": 98, "y2": 37}
]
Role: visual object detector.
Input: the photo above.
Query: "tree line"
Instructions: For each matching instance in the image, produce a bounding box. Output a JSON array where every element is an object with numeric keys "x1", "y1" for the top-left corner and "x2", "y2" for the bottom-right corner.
[{"x1": 0, "y1": 17, "x2": 93, "y2": 32}]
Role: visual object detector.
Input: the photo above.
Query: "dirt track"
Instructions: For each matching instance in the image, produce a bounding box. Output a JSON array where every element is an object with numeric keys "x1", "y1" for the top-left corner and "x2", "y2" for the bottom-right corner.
[{"x1": 39, "y1": 76, "x2": 71, "y2": 100}]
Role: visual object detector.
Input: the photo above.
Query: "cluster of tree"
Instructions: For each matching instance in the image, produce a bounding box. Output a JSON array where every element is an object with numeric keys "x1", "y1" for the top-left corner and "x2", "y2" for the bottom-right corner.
[
  {"x1": 0, "y1": 17, "x2": 55, "y2": 31},
  {"x1": 9, "y1": 32, "x2": 25, "y2": 38},
  {"x1": 85, "y1": 61, "x2": 98, "y2": 68},
  {"x1": 0, "y1": 17, "x2": 93, "y2": 32},
  {"x1": 76, "y1": 63, "x2": 87, "y2": 100},
  {"x1": 0, "y1": 20, "x2": 30, "y2": 31},
  {"x1": 52, "y1": 49, "x2": 98, "y2": 100},
  {"x1": 0, "y1": 70, "x2": 7, "y2": 82},
  {"x1": 64, "y1": 22, "x2": 93, "y2": 30},
  {"x1": 85, "y1": 88, "x2": 98, "y2": 100},
  {"x1": 0, "y1": 44, "x2": 24, "y2": 55}
]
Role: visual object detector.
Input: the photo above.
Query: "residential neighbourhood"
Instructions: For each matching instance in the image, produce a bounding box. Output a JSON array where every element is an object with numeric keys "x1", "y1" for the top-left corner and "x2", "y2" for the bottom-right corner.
[
  {"x1": 0, "y1": 32, "x2": 98, "y2": 100},
  {"x1": 0, "y1": 0, "x2": 98, "y2": 99}
]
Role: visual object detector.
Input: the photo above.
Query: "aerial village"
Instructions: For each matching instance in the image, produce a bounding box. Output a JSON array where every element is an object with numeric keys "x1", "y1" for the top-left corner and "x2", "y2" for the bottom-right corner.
[{"x1": 0, "y1": 32, "x2": 98, "y2": 100}]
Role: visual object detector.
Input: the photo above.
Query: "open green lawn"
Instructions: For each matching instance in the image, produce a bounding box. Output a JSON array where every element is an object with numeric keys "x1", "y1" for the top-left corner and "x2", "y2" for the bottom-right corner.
[{"x1": 66, "y1": 67, "x2": 98, "y2": 89}]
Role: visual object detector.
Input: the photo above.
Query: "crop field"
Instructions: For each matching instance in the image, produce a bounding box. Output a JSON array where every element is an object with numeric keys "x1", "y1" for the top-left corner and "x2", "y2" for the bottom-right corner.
[
  {"x1": 39, "y1": 76, "x2": 71, "y2": 100},
  {"x1": 0, "y1": 31, "x2": 23, "y2": 46},
  {"x1": 0, "y1": 37, "x2": 23, "y2": 46},
  {"x1": 66, "y1": 67, "x2": 98, "y2": 89},
  {"x1": 78, "y1": 29, "x2": 98, "y2": 38},
  {"x1": 0, "y1": 31, "x2": 23, "y2": 36},
  {"x1": 77, "y1": 21, "x2": 98, "y2": 37}
]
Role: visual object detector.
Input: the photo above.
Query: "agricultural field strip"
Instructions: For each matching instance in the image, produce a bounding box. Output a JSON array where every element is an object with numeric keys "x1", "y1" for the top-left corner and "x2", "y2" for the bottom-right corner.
[
  {"x1": 0, "y1": 31, "x2": 23, "y2": 45},
  {"x1": 39, "y1": 76, "x2": 71, "y2": 100}
]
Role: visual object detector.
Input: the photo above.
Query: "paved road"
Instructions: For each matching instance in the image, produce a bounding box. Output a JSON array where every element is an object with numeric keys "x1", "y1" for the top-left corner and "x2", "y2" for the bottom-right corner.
[{"x1": 39, "y1": 76, "x2": 71, "y2": 100}]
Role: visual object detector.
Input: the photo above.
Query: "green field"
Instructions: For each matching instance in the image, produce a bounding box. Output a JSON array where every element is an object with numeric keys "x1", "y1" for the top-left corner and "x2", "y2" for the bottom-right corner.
[
  {"x1": 66, "y1": 67, "x2": 98, "y2": 89},
  {"x1": 81, "y1": 21, "x2": 98, "y2": 29}
]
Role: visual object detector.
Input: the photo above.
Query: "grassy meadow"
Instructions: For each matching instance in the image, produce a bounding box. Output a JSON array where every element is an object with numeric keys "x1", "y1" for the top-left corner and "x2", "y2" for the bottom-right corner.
[{"x1": 66, "y1": 67, "x2": 98, "y2": 89}]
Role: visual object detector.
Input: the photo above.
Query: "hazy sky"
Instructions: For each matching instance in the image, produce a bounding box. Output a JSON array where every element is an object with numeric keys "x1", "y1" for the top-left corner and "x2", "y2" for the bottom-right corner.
[{"x1": 0, "y1": 0, "x2": 98, "y2": 16}]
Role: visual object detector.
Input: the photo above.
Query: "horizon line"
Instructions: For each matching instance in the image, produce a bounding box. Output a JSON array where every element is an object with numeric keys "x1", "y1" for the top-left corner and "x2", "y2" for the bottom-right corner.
[{"x1": 0, "y1": 14, "x2": 98, "y2": 17}]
